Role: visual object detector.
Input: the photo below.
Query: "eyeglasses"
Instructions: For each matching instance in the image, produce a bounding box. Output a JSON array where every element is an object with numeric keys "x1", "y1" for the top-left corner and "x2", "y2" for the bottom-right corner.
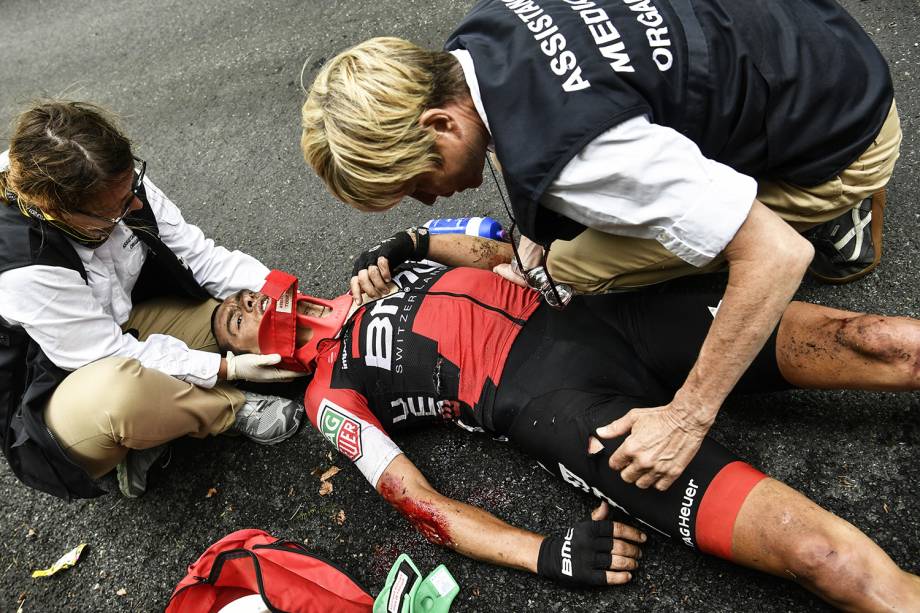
[{"x1": 76, "y1": 156, "x2": 146, "y2": 226}]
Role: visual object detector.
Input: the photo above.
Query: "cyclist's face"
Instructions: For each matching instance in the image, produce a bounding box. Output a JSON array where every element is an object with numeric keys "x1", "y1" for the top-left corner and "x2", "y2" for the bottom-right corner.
[
  {"x1": 214, "y1": 290, "x2": 269, "y2": 354},
  {"x1": 214, "y1": 290, "x2": 331, "y2": 354}
]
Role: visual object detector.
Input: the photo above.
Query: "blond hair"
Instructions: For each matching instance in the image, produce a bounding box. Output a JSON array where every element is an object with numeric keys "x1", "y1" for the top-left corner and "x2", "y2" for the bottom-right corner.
[
  {"x1": 300, "y1": 37, "x2": 466, "y2": 211},
  {"x1": 0, "y1": 100, "x2": 133, "y2": 219}
]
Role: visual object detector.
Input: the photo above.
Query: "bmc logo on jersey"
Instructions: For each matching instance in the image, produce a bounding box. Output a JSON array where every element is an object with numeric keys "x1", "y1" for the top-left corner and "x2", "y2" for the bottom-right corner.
[{"x1": 319, "y1": 401, "x2": 363, "y2": 461}]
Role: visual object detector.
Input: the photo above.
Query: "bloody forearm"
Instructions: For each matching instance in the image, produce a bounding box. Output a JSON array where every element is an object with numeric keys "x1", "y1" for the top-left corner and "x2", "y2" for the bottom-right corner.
[{"x1": 378, "y1": 471, "x2": 542, "y2": 573}]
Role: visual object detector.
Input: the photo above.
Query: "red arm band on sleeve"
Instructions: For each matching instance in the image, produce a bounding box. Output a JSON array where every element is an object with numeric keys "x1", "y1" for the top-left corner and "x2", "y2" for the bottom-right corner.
[{"x1": 695, "y1": 461, "x2": 767, "y2": 560}]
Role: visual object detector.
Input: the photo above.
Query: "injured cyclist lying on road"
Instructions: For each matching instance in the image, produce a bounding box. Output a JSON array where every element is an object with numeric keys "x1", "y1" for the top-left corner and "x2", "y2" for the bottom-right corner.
[{"x1": 212, "y1": 233, "x2": 920, "y2": 611}]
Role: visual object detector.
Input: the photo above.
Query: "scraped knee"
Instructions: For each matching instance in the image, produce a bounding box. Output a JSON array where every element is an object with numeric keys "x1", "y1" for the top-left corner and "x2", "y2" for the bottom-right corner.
[
  {"x1": 785, "y1": 532, "x2": 870, "y2": 606},
  {"x1": 832, "y1": 314, "x2": 920, "y2": 378}
]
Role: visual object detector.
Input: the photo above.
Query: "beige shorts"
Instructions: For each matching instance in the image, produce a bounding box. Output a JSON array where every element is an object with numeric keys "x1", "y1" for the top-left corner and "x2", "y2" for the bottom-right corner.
[
  {"x1": 44, "y1": 297, "x2": 245, "y2": 478},
  {"x1": 547, "y1": 101, "x2": 903, "y2": 293}
]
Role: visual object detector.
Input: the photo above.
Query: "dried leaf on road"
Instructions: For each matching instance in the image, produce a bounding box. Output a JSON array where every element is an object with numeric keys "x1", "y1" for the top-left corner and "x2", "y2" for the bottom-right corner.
[
  {"x1": 320, "y1": 466, "x2": 341, "y2": 482},
  {"x1": 317, "y1": 465, "x2": 341, "y2": 495}
]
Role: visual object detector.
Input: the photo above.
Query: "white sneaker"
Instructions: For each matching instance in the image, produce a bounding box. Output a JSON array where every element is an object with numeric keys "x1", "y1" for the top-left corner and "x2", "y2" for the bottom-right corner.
[{"x1": 227, "y1": 391, "x2": 304, "y2": 445}]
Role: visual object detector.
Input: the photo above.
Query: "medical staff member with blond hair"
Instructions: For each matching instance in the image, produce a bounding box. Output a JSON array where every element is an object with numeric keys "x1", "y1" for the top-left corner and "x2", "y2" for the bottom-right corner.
[{"x1": 300, "y1": 0, "x2": 901, "y2": 494}]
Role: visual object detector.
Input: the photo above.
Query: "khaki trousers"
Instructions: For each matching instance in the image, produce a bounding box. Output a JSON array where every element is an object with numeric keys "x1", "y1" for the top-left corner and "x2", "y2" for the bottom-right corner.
[
  {"x1": 44, "y1": 297, "x2": 246, "y2": 479},
  {"x1": 547, "y1": 101, "x2": 903, "y2": 292}
]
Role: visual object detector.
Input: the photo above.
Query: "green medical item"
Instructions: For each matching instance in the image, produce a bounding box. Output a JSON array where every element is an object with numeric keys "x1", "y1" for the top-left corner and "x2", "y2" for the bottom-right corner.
[{"x1": 374, "y1": 554, "x2": 459, "y2": 613}]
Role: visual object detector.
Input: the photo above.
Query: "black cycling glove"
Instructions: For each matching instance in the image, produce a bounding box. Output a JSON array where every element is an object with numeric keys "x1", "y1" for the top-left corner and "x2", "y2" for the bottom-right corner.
[
  {"x1": 537, "y1": 519, "x2": 614, "y2": 587},
  {"x1": 351, "y1": 228, "x2": 429, "y2": 278}
]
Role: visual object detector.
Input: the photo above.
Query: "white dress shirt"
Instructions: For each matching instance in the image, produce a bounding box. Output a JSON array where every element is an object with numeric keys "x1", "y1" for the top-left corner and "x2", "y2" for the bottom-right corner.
[
  {"x1": 0, "y1": 151, "x2": 269, "y2": 387},
  {"x1": 450, "y1": 49, "x2": 757, "y2": 266}
]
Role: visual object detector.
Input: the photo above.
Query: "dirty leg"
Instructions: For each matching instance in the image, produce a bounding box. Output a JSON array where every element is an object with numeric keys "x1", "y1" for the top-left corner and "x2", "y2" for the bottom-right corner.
[{"x1": 775, "y1": 302, "x2": 920, "y2": 390}]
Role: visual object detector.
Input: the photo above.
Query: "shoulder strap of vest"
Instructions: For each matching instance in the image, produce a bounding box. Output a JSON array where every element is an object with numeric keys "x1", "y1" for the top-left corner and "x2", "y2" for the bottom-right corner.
[{"x1": 124, "y1": 182, "x2": 211, "y2": 303}]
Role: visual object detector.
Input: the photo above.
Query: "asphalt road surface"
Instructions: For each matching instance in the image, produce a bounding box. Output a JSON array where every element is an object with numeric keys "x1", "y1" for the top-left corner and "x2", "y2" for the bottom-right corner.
[{"x1": 0, "y1": 1, "x2": 918, "y2": 611}]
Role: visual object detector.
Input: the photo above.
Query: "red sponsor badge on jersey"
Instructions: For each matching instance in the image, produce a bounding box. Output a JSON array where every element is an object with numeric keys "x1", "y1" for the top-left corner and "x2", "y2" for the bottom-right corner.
[{"x1": 319, "y1": 403, "x2": 363, "y2": 461}]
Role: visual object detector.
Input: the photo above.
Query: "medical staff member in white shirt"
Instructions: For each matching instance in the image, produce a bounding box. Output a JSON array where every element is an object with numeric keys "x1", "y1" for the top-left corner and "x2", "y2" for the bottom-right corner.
[
  {"x1": 299, "y1": 4, "x2": 902, "y2": 496},
  {"x1": 0, "y1": 100, "x2": 302, "y2": 499}
]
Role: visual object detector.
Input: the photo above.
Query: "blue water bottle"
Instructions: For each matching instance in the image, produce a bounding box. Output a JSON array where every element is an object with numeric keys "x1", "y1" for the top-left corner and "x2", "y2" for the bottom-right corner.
[{"x1": 424, "y1": 217, "x2": 506, "y2": 241}]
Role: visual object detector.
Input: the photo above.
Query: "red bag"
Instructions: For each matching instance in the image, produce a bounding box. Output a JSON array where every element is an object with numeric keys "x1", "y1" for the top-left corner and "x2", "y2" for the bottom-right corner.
[{"x1": 166, "y1": 529, "x2": 374, "y2": 613}]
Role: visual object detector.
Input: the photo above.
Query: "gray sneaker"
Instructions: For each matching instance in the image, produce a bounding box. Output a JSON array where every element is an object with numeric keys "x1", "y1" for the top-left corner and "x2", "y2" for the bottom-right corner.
[
  {"x1": 228, "y1": 391, "x2": 304, "y2": 445},
  {"x1": 116, "y1": 444, "x2": 169, "y2": 498}
]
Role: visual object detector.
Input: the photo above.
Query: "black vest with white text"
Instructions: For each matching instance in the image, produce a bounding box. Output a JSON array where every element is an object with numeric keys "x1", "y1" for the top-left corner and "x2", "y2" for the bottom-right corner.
[
  {"x1": 0, "y1": 184, "x2": 209, "y2": 500},
  {"x1": 445, "y1": 0, "x2": 893, "y2": 243}
]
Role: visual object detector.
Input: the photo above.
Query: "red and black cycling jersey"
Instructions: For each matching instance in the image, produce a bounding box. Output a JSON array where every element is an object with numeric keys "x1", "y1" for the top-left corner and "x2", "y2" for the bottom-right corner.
[
  {"x1": 305, "y1": 263, "x2": 539, "y2": 485},
  {"x1": 312, "y1": 263, "x2": 539, "y2": 431}
]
